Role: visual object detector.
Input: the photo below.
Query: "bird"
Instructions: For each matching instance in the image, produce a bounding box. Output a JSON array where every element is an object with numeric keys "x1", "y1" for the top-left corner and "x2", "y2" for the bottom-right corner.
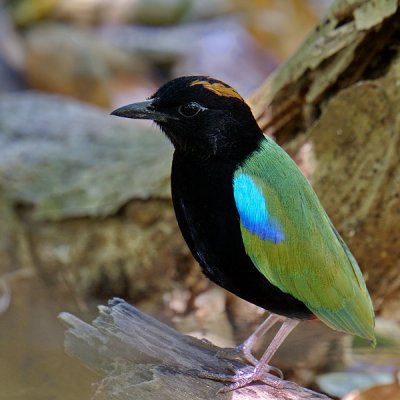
[{"x1": 111, "y1": 75, "x2": 375, "y2": 391}]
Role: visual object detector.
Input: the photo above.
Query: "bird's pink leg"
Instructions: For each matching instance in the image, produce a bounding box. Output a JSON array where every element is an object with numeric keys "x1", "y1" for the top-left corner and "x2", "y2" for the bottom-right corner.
[
  {"x1": 201, "y1": 318, "x2": 300, "y2": 392},
  {"x1": 217, "y1": 313, "x2": 284, "y2": 366}
]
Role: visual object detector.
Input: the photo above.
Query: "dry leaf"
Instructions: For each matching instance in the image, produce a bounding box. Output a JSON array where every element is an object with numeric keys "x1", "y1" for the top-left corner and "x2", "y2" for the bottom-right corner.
[{"x1": 343, "y1": 381, "x2": 400, "y2": 400}]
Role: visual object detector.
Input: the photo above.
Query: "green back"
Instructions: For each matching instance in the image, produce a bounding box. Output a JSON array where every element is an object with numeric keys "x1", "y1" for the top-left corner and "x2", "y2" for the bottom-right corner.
[{"x1": 236, "y1": 138, "x2": 375, "y2": 343}]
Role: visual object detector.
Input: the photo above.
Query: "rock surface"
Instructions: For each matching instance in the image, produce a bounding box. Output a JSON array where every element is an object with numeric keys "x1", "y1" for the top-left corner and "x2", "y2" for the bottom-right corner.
[
  {"x1": 24, "y1": 24, "x2": 146, "y2": 107},
  {"x1": 0, "y1": 92, "x2": 200, "y2": 304},
  {"x1": 0, "y1": 92, "x2": 172, "y2": 218}
]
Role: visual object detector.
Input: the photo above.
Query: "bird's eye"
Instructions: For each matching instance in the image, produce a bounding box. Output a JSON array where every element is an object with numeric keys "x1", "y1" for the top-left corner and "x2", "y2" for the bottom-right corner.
[{"x1": 178, "y1": 102, "x2": 202, "y2": 117}]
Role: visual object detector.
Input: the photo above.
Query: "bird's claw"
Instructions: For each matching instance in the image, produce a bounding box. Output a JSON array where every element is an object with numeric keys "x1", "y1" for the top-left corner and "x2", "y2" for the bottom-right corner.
[
  {"x1": 265, "y1": 364, "x2": 284, "y2": 379},
  {"x1": 216, "y1": 345, "x2": 284, "y2": 380},
  {"x1": 216, "y1": 344, "x2": 258, "y2": 366}
]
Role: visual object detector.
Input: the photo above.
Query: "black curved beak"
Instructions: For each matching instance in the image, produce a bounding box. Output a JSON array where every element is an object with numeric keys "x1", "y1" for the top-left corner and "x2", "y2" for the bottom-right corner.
[{"x1": 110, "y1": 99, "x2": 169, "y2": 122}]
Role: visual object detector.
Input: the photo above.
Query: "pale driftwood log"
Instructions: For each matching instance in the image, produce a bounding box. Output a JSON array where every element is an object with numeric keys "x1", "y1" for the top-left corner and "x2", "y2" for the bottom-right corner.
[{"x1": 59, "y1": 298, "x2": 331, "y2": 400}]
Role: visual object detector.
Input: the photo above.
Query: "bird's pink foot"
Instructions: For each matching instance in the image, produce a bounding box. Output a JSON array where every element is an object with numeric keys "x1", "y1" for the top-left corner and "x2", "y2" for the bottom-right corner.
[
  {"x1": 216, "y1": 343, "x2": 258, "y2": 365},
  {"x1": 199, "y1": 364, "x2": 284, "y2": 392},
  {"x1": 216, "y1": 345, "x2": 284, "y2": 379}
]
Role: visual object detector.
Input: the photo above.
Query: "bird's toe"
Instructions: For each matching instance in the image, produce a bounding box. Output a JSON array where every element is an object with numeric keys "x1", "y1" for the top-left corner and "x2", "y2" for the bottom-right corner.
[
  {"x1": 216, "y1": 344, "x2": 258, "y2": 366},
  {"x1": 199, "y1": 364, "x2": 284, "y2": 392}
]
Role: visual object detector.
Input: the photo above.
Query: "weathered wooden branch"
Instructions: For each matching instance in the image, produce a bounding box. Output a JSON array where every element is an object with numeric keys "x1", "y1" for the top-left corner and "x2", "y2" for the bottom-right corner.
[{"x1": 59, "y1": 298, "x2": 331, "y2": 400}]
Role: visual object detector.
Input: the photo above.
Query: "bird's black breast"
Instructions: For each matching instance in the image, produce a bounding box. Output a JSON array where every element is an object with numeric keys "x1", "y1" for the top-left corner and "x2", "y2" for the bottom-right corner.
[{"x1": 171, "y1": 152, "x2": 312, "y2": 319}]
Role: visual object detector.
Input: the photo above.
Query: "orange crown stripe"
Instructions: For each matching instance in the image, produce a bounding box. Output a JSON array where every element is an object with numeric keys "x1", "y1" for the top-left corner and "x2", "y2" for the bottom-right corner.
[{"x1": 190, "y1": 80, "x2": 243, "y2": 100}]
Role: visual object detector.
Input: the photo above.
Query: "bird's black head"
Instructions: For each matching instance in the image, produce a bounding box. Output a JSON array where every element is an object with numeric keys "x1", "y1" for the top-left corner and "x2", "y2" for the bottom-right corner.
[{"x1": 111, "y1": 76, "x2": 263, "y2": 160}]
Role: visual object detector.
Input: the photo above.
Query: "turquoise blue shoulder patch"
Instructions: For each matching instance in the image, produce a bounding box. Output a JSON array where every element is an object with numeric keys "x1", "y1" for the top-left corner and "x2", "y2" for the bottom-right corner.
[{"x1": 233, "y1": 174, "x2": 284, "y2": 243}]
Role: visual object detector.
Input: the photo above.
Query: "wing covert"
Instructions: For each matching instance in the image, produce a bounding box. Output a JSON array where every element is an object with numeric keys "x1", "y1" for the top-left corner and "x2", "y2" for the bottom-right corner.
[{"x1": 233, "y1": 139, "x2": 375, "y2": 343}]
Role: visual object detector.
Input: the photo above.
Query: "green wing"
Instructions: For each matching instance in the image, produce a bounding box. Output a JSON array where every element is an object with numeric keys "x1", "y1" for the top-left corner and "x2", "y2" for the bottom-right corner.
[{"x1": 234, "y1": 138, "x2": 375, "y2": 343}]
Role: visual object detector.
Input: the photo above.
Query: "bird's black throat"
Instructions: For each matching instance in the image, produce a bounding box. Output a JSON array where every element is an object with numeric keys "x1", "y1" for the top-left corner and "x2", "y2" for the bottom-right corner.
[{"x1": 171, "y1": 150, "x2": 313, "y2": 319}]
